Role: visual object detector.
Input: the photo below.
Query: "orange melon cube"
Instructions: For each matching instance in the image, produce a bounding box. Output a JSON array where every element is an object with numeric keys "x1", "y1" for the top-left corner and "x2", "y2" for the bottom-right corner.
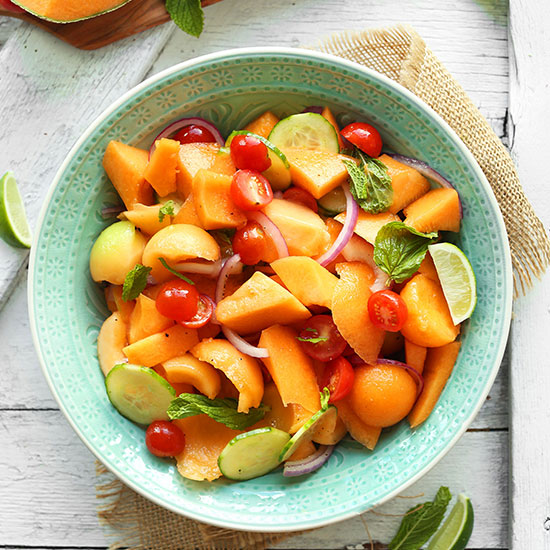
[
  {"x1": 311, "y1": 407, "x2": 347, "y2": 445},
  {"x1": 403, "y1": 187, "x2": 461, "y2": 233},
  {"x1": 104, "y1": 286, "x2": 117, "y2": 313},
  {"x1": 418, "y1": 252, "x2": 440, "y2": 283},
  {"x1": 216, "y1": 271, "x2": 311, "y2": 334},
  {"x1": 162, "y1": 353, "x2": 221, "y2": 399},
  {"x1": 97, "y1": 312, "x2": 128, "y2": 376},
  {"x1": 192, "y1": 169, "x2": 247, "y2": 230},
  {"x1": 172, "y1": 193, "x2": 203, "y2": 228},
  {"x1": 122, "y1": 203, "x2": 171, "y2": 235},
  {"x1": 288, "y1": 439, "x2": 317, "y2": 461},
  {"x1": 321, "y1": 106, "x2": 345, "y2": 150},
  {"x1": 211, "y1": 149, "x2": 236, "y2": 176},
  {"x1": 127, "y1": 294, "x2": 174, "y2": 344},
  {"x1": 271, "y1": 255, "x2": 338, "y2": 308},
  {"x1": 122, "y1": 325, "x2": 198, "y2": 367},
  {"x1": 336, "y1": 398, "x2": 381, "y2": 450},
  {"x1": 110, "y1": 285, "x2": 135, "y2": 323},
  {"x1": 405, "y1": 339, "x2": 428, "y2": 375},
  {"x1": 378, "y1": 154, "x2": 431, "y2": 214},
  {"x1": 176, "y1": 143, "x2": 220, "y2": 198},
  {"x1": 102, "y1": 141, "x2": 153, "y2": 209},
  {"x1": 258, "y1": 382, "x2": 297, "y2": 432},
  {"x1": 243, "y1": 110, "x2": 280, "y2": 138},
  {"x1": 335, "y1": 209, "x2": 400, "y2": 245},
  {"x1": 144, "y1": 138, "x2": 179, "y2": 197}
]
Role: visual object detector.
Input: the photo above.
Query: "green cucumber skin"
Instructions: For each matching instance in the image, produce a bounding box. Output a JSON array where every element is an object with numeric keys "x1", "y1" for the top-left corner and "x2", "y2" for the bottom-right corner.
[{"x1": 11, "y1": 0, "x2": 131, "y2": 23}]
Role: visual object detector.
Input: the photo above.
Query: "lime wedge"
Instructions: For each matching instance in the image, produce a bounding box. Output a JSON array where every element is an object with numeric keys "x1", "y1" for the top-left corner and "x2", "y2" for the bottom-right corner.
[
  {"x1": 0, "y1": 171, "x2": 32, "y2": 249},
  {"x1": 428, "y1": 243, "x2": 476, "y2": 325},
  {"x1": 427, "y1": 493, "x2": 474, "y2": 550}
]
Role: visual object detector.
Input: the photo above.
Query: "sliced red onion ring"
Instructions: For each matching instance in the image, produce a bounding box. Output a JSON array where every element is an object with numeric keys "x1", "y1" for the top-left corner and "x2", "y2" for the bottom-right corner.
[
  {"x1": 302, "y1": 106, "x2": 324, "y2": 114},
  {"x1": 387, "y1": 153, "x2": 462, "y2": 218},
  {"x1": 247, "y1": 211, "x2": 289, "y2": 259},
  {"x1": 283, "y1": 445, "x2": 335, "y2": 477},
  {"x1": 173, "y1": 259, "x2": 224, "y2": 278},
  {"x1": 215, "y1": 254, "x2": 243, "y2": 304},
  {"x1": 149, "y1": 117, "x2": 225, "y2": 157},
  {"x1": 101, "y1": 205, "x2": 125, "y2": 218},
  {"x1": 317, "y1": 184, "x2": 358, "y2": 266},
  {"x1": 222, "y1": 326, "x2": 269, "y2": 358},
  {"x1": 376, "y1": 358, "x2": 424, "y2": 397}
]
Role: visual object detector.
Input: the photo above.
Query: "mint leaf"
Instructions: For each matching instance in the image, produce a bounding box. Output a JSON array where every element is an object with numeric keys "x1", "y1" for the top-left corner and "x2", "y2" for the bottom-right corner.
[
  {"x1": 165, "y1": 0, "x2": 204, "y2": 38},
  {"x1": 374, "y1": 221, "x2": 438, "y2": 284},
  {"x1": 122, "y1": 264, "x2": 151, "y2": 301},
  {"x1": 167, "y1": 393, "x2": 269, "y2": 429},
  {"x1": 158, "y1": 257, "x2": 195, "y2": 285},
  {"x1": 297, "y1": 336, "x2": 329, "y2": 344},
  {"x1": 320, "y1": 387, "x2": 331, "y2": 410},
  {"x1": 388, "y1": 486, "x2": 452, "y2": 550},
  {"x1": 158, "y1": 200, "x2": 175, "y2": 222}
]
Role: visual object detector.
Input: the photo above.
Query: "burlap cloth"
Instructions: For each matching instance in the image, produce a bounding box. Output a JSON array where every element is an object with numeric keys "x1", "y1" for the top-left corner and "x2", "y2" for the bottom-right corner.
[{"x1": 95, "y1": 24, "x2": 550, "y2": 550}]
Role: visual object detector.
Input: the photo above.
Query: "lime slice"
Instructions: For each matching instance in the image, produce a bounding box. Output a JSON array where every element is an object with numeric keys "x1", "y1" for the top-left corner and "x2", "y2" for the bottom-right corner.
[
  {"x1": 428, "y1": 243, "x2": 476, "y2": 325},
  {"x1": 0, "y1": 171, "x2": 32, "y2": 249},
  {"x1": 427, "y1": 493, "x2": 474, "y2": 550}
]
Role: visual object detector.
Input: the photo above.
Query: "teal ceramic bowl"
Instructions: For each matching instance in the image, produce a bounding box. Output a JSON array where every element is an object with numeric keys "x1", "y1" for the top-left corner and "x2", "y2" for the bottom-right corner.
[{"x1": 28, "y1": 48, "x2": 512, "y2": 531}]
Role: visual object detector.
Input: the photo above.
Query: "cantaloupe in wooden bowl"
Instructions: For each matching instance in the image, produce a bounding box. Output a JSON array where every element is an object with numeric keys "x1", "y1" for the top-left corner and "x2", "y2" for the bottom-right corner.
[{"x1": 11, "y1": 0, "x2": 131, "y2": 22}]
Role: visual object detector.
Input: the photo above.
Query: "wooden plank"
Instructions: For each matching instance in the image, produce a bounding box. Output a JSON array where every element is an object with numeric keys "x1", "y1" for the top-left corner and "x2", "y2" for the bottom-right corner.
[{"x1": 508, "y1": 1, "x2": 550, "y2": 549}]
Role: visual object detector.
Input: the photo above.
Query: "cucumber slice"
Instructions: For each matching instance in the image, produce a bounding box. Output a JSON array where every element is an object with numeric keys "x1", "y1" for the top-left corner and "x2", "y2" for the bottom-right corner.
[
  {"x1": 268, "y1": 113, "x2": 340, "y2": 153},
  {"x1": 218, "y1": 427, "x2": 290, "y2": 480},
  {"x1": 318, "y1": 186, "x2": 347, "y2": 216},
  {"x1": 226, "y1": 131, "x2": 291, "y2": 190},
  {"x1": 105, "y1": 363, "x2": 176, "y2": 425},
  {"x1": 279, "y1": 405, "x2": 336, "y2": 462}
]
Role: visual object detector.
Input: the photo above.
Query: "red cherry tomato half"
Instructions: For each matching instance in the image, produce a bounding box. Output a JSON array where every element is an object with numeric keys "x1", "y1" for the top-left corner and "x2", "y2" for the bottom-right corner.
[
  {"x1": 155, "y1": 279, "x2": 200, "y2": 323},
  {"x1": 283, "y1": 187, "x2": 318, "y2": 213},
  {"x1": 179, "y1": 294, "x2": 215, "y2": 328},
  {"x1": 173, "y1": 124, "x2": 216, "y2": 144},
  {"x1": 320, "y1": 356, "x2": 355, "y2": 403},
  {"x1": 367, "y1": 289, "x2": 408, "y2": 332},
  {"x1": 341, "y1": 122, "x2": 383, "y2": 157},
  {"x1": 230, "y1": 169, "x2": 274, "y2": 211},
  {"x1": 232, "y1": 220, "x2": 269, "y2": 265},
  {"x1": 297, "y1": 315, "x2": 347, "y2": 362},
  {"x1": 230, "y1": 134, "x2": 272, "y2": 172},
  {"x1": 145, "y1": 420, "x2": 186, "y2": 457}
]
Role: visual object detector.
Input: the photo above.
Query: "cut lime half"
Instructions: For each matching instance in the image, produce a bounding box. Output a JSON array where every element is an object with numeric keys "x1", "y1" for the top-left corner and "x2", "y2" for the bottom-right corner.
[
  {"x1": 427, "y1": 493, "x2": 474, "y2": 550},
  {"x1": 428, "y1": 243, "x2": 476, "y2": 325},
  {"x1": 0, "y1": 171, "x2": 32, "y2": 249}
]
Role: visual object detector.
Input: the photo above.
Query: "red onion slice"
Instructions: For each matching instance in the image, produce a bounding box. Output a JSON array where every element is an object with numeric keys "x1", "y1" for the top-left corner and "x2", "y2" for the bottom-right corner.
[
  {"x1": 247, "y1": 211, "x2": 289, "y2": 259},
  {"x1": 283, "y1": 445, "x2": 335, "y2": 477},
  {"x1": 215, "y1": 254, "x2": 243, "y2": 304},
  {"x1": 149, "y1": 117, "x2": 225, "y2": 157},
  {"x1": 376, "y1": 358, "x2": 424, "y2": 397},
  {"x1": 316, "y1": 184, "x2": 358, "y2": 266}
]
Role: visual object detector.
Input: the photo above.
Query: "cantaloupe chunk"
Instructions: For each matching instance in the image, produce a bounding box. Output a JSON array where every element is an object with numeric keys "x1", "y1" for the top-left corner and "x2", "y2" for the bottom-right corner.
[
  {"x1": 211, "y1": 150, "x2": 236, "y2": 177},
  {"x1": 312, "y1": 407, "x2": 347, "y2": 445},
  {"x1": 418, "y1": 252, "x2": 440, "y2": 282},
  {"x1": 192, "y1": 169, "x2": 247, "y2": 230},
  {"x1": 400, "y1": 274, "x2": 460, "y2": 347},
  {"x1": 271, "y1": 256, "x2": 338, "y2": 308},
  {"x1": 142, "y1": 224, "x2": 220, "y2": 282},
  {"x1": 332, "y1": 262, "x2": 385, "y2": 363},
  {"x1": 144, "y1": 138, "x2": 179, "y2": 197},
  {"x1": 263, "y1": 198, "x2": 330, "y2": 257},
  {"x1": 283, "y1": 147, "x2": 351, "y2": 199},
  {"x1": 403, "y1": 187, "x2": 461, "y2": 233},
  {"x1": 191, "y1": 338, "x2": 264, "y2": 412},
  {"x1": 335, "y1": 210, "x2": 400, "y2": 245},
  {"x1": 409, "y1": 341, "x2": 461, "y2": 427},
  {"x1": 13, "y1": 0, "x2": 129, "y2": 22},
  {"x1": 110, "y1": 285, "x2": 135, "y2": 323},
  {"x1": 336, "y1": 398, "x2": 381, "y2": 450},
  {"x1": 405, "y1": 339, "x2": 427, "y2": 375},
  {"x1": 258, "y1": 382, "x2": 296, "y2": 432},
  {"x1": 174, "y1": 415, "x2": 241, "y2": 481},
  {"x1": 216, "y1": 271, "x2": 311, "y2": 334},
  {"x1": 378, "y1": 154, "x2": 431, "y2": 214},
  {"x1": 162, "y1": 353, "x2": 221, "y2": 399},
  {"x1": 123, "y1": 325, "x2": 198, "y2": 367},
  {"x1": 321, "y1": 106, "x2": 345, "y2": 150},
  {"x1": 288, "y1": 439, "x2": 317, "y2": 461},
  {"x1": 103, "y1": 141, "x2": 153, "y2": 209},
  {"x1": 104, "y1": 286, "x2": 117, "y2": 313},
  {"x1": 97, "y1": 312, "x2": 127, "y2": 376},
  {"x1": 127, "y1": 294, "x2": 174, "y2": 344},
  {"x1": 243, "y1": 111, "x2": 280, "y2": 138},
  {"x1": 172, "y1": 193, "x2": 203, "y2": 228},
  {"x1": 122, "y1": 203, "x2": 171, "y2": 236},
  {"x1": 259, "y1": 324, "x2": 321, "y2": 413}
]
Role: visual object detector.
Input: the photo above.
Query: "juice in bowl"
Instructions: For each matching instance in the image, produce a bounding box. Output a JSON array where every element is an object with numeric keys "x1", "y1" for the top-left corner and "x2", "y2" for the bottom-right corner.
[{"x1": 28, "y1": 48, "x2": 512, "y2": 531}]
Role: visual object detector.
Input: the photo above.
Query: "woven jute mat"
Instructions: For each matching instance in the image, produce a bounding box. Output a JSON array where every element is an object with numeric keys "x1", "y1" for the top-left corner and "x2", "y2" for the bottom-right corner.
[{"x1": 95, "y1": 24, "x2": 550, "y2": 550}]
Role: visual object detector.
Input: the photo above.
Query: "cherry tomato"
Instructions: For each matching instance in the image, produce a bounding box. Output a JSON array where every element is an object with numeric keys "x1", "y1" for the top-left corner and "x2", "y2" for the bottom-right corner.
[
  {"x1": 174, "y1": 124, "x2": 216, "y2": 144},
  {"x1": 145, "y1": 420, "x2": 186, "y2": 457},
  {"x1": 232, "y1": 221, "x2": 269, "y2": 265},
  {"x1": 297, "y1": 315, "x2": 347, "y2": 361},
  {"x1": 231, "y1": 170, "x2": 273, "y2": 211},
  {"x1": 230, "y1": 134, "x2": 272, "y2": 172},
  {"x1": 155, "y1": 279, "x2": 200, "y2": 322},
  {"x1": 320, "y1": 356, "x2": 355, "y2": 403},
  {"x1": 179, "y1": 294, "x2": 215, "y2": 328},
  {"x1": 367, "y1": 289, "x2": 408, "y2": 332},
  {"x1": 283, "y1": 187, "x2": 318, "y2": 213},
  {"x1": 341, "y1": 122, "x2": 383, "y2": 157}
]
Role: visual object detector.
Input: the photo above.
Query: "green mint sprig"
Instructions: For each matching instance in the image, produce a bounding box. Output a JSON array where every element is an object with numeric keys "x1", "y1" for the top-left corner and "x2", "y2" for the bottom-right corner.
[
  {"x1": 158, "y1": 200, "x2": 175, "y2": 222},
  {"x1": 122, "y1": 264, "x2": 152, "y2": 301},
  {"x1": 158, "y1": 257, "x2": 195, "y2": 285}
]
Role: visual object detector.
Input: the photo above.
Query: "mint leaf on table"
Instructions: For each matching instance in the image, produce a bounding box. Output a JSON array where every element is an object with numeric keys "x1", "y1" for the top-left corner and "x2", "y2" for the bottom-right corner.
[
  {"x1": 122, "y1": 264, "x2": 152, "y2": 301},
  {"x1": 158, "y1": 257, "x2": 195, "y2": 285},
  {"x1": 388, "y1": 486, "x2": 452, "y2": 550},
  {"x1": 167, "y1": 393, "x2": 269, "y2": 429},
  {"x1": 158, "y1": 200, "x2": 175, "y2": 222},
  {"x1": 165, "y1": 0, "x2": 205, "y2": 38},
  {"x1": 374, "y1": 221, "x2": 438, "y2": 284}
]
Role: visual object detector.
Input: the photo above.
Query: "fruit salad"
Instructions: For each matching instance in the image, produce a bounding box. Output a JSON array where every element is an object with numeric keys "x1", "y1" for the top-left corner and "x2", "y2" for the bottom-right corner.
[{"x1": 90, "y1": 106, "x2": 476, "y2": 481}]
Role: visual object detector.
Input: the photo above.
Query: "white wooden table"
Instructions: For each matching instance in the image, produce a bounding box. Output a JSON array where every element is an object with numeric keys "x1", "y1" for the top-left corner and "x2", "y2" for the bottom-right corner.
[{"x1": 1, "y1": 1, "x2": 549, "y2": 548}]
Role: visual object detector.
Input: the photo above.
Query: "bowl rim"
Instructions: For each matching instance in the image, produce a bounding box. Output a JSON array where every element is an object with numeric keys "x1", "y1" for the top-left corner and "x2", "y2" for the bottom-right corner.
[{"x1": 28, "y1": 46, "x2": 513, "y2": 532}]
